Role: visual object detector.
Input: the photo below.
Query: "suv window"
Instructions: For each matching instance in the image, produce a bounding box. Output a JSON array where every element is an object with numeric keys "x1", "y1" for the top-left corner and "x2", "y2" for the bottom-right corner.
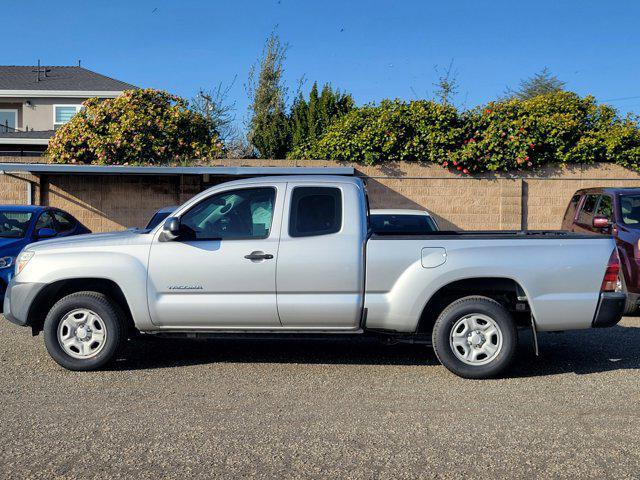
[
  {"x1": 595, "y1": 195, "x2": 613, "y2": 220},
  {"x1": 35, "y1": 211, "x2": 55, "y2": 231},
  {"x1": 563, "y1": 194, "x2": 582, "y2": 225},
  {"x1": 578, "y1": 195, "x2": 599, "y2": 224},
  {"x1": 289, "y1": 187, "x2": 342, "y2": 237},
  {"x1": 53, "y1": 210, "x2": 76, "y2": 233},
  {"x1": 180, "y1": 187, "x2": 275, "y2": 240}
]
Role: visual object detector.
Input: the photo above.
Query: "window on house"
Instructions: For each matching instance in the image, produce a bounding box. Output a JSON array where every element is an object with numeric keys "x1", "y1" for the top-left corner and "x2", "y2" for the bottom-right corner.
[
  {"x1": 0, "y1": 110, "x2": 18, "y2": 132},
  {"x1": 53, "y1": 105, "x2": 82, "y2": 128}
]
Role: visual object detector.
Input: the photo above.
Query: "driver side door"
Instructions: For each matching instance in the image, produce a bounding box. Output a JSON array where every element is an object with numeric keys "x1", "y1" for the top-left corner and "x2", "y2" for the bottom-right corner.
[{"x1": 147, "y1": 183, "x2": 285, "y2": 328}]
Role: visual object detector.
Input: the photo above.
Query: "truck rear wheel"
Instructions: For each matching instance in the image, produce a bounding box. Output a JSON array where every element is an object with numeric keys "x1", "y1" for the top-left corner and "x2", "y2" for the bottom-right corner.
[
  {"x1": 43, "y1": 291, "x2": 125, "y2": 371},
  {"x1": 432, "y1": 296, "x2": 517, "y2": 379}
]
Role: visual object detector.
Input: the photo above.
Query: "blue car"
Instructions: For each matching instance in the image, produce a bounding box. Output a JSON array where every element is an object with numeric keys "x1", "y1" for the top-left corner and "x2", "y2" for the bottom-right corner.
[{"x1": 0, "y1": 206, "x2": 90, "y2": 307}]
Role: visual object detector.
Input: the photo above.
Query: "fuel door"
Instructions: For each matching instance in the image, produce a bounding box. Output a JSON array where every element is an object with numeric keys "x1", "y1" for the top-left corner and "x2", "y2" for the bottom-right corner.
[{"x1": 421, "y1": 247, "x2": 447, "y2": 268}]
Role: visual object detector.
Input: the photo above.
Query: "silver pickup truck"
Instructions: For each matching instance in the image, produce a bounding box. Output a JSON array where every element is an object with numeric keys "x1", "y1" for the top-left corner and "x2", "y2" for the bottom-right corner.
[{"x1": 3, "y1": 175, "x2": 626, "y2": 378}]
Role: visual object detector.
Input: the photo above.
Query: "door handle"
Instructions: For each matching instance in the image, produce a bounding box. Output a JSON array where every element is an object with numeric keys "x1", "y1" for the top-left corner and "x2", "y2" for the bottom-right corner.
[{"x1": 244, "y1": 251, "x2": 274, "y2": 260}]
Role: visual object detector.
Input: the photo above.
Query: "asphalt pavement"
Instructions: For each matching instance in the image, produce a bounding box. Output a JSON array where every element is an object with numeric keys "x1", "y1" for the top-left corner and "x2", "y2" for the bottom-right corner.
[{"x1": 1, "y1": 316, "x2": 639, "y2": 479}]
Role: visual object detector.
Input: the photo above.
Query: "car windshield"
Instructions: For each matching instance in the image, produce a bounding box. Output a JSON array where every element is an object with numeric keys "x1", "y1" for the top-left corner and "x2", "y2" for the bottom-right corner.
[
  {"x1": 620, "y1": 195, "x2": 640, "y2": 226},
  {"x1": 145, "y1": 210, "x2": 174, "y2": 230},
  {"x1": 0, "y1": 211, "x2": 33, "y2": 238},
  {"x1": 370, "y1": 214, "x2": 438, "y2": 234}
]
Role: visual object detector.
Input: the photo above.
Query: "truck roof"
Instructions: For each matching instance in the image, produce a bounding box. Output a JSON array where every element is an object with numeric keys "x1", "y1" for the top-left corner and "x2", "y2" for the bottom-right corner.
[
  {"x1": 203, "y1": 175, "x2": 364, "y2": 191},
  {"x1": 574, "y1": 187, "x2": 640, "y2": 195}
]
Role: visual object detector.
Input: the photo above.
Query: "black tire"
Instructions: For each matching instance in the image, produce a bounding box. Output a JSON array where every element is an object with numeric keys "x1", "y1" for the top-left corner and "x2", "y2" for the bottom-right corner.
[
  {"x1": 617, "y1": 273, "x2": 637, "y2": 316},
  {"x1": 43, "y1": 291, "x2": 125, "y2": 371},
  {"x1": 432, "y1": 296, "x2": 517, "y2": 379}
]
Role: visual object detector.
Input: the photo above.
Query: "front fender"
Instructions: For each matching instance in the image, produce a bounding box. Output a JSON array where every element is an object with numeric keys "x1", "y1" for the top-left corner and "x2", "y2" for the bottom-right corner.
[{"x1": 16, "y1": 248, "x2": 154, "y2": 330}]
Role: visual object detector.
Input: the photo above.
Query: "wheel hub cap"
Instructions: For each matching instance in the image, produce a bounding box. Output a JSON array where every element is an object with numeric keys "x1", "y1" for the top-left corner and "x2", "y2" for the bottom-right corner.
[
  {"x1": 450, "y1": 313, "x2": 504, "y2": 366},
  {"x1": 76, "y1": 326, "x2": 90, "y2": 340},
  {"x1": 57, "y1": 309, "x2": 107, "y2": 360},
  {"x1": 468, "y1": 330, "x2": 485, "y2": 348}
]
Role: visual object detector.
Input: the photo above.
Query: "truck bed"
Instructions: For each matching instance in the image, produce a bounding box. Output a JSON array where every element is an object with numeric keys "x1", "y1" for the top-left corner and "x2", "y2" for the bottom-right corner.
[{"x1": 370, "y1": 230, "x2": 603, "y2": 240}]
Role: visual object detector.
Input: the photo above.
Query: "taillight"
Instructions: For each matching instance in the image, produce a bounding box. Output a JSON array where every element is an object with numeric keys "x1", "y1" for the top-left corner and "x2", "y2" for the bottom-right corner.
[{"x1": 601, "y1": 249, "x2": 620, "y2": 292}]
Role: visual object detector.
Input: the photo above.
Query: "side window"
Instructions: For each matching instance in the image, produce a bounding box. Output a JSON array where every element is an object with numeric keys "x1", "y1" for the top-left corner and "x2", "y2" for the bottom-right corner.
[
  {"x1": 289, "y1": 187, "x2": 342, "y2": 237},
  {"x1": 180, "y1": 187, "x2": 275, "y2": 240},
  {"x1": 34, "y1": 211, "x2": 55, "y2": 231},
  {"x1": 578, "y1": 195, "x2": 598, "y2": 224},
  {"x1": 563, "y1": 194, "x2": 581, "y2": 224},
  {"x1": 596, "y1": 195, "x2": 613, "y2": 220},
  {"x1": 53, "y1": 210, "x2": 76, "y2": 233}
]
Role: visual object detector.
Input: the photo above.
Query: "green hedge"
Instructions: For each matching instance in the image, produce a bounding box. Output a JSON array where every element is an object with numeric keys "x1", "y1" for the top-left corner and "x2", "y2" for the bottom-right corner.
[{"x1": 291, "y1": 92, "x2": 640, "y2": 174}]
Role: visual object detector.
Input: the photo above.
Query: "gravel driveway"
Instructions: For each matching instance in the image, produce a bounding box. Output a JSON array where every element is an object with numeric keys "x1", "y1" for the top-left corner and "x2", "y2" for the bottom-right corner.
[{"x1": 1, "y1": 316, "x2": 639, "y2": 479}]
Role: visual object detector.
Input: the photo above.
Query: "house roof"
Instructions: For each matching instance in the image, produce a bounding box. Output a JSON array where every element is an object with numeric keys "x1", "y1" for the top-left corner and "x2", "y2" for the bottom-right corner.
[
  {"x1": 0, "y1": 130, "x2": 54, "y2": 145},
  {"x1": 0, "y1": 66, "x2": 136, "y2": 97}
]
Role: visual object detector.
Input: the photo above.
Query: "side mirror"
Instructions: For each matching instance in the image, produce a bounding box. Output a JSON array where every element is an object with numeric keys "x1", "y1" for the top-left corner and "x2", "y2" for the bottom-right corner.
[
  {"x1": 36, "y1": 227, "x2": 56, "y2": 239},
  {"x1": 160, "y1": 217, "x2": 181, "y2": 241},
  {"x1": 592, "y1": 216, "x2": 611, "y2": 229}
]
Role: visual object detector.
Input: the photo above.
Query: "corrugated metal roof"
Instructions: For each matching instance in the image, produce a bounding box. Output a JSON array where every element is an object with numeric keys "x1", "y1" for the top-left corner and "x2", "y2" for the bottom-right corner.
[{"x1": 0, "y1": 162, "x2": 354, "y2": 176}]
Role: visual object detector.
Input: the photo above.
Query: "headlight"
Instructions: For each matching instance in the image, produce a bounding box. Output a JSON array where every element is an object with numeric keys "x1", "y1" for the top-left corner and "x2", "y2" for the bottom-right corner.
[
  {"x1": 15, "y1": 251, "x2": 35, "y2": 276},
  {"x1": 0, "y1": 256, "x2": 13, "y2": 269}
]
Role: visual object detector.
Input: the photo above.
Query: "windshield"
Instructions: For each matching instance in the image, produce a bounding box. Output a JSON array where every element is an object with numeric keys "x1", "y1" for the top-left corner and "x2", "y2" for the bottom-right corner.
[
  {"x1": 146, "y1": 210, "x2": 174, "y2": 230},
  {"x1": 370, "y1": 214, "x2": 438, "y2": 234},
  {"x1": 620, "y1": 195, "x2": 640, "y2": 226},
  {"x1": 0, "y1": 211, "x2": 33, "y2": 238}
]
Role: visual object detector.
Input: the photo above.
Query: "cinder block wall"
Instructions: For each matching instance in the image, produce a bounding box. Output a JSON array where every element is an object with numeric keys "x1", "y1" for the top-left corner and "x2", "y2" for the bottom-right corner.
[{"x1": 3, "y1": 157, "x2": 640, "y2": 232}]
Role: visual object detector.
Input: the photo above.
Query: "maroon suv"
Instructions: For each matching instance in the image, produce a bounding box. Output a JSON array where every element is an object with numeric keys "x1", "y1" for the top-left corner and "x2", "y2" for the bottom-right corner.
[{"x1": 562, "y1": 187, "x2": 640, "y2": 314}]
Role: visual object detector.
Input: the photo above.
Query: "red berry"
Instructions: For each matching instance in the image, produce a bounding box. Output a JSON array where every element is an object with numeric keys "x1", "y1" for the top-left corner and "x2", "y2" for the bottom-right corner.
[
  {"x1": 463, "y1": 168, "x2": 469, "y2": 174},
  {"x1": 443, "y1": 161, "x2": 449, "y2": 167},
  {"x1": 457, "y1": 166, "x2": 462, "y2": 171},
  {"x1": 530, "y1": 143, "x2": 535, "y2": 149},
  {"x1": 453, "y1": 160, "x2": 457, "y2": 166},
  {"x1": 470, "y1": 138, "x2": 475, "y2": 143}
]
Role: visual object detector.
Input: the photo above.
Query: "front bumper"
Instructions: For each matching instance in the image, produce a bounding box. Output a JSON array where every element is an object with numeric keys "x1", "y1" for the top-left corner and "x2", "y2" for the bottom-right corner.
[
  {"x1": 592, "y1": 292, "x2": 627, "y2": 328},
  {"x1": 3, "y1": 279, "x2": 46, "y2": 327},
  {"x1": 0, "y1": 268, "x2": 11, "y2": 314}
]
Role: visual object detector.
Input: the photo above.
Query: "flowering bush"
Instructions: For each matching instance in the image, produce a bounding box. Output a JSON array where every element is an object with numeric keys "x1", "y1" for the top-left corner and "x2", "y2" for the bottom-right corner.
[
  {"x1": 291, "y1": 92, "x2": 640, "y2": 174},
  {"x1": 47, "y1": 89, "x2": 223, "y2": 165},
  {"x1": 290, "y1": 99, "x2": 464, "y2": 164},
  {"x1": 450, "y1": 92, "x2": 640, "y2": 174}
]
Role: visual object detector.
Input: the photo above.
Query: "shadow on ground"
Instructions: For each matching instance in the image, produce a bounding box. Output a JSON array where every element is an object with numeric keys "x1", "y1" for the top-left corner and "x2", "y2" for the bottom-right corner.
[{"x1": 111, "y1": 323, "x2": 640, "y2": 378}]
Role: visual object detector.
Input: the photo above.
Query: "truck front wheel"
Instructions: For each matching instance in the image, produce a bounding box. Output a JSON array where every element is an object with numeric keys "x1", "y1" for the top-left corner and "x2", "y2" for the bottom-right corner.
[
  {"x1": 43, "y1": 291, "x2": 126, "y2": 371},
  {"x1": 432, "y1": 296, "x2": 517, "y2": 379}
]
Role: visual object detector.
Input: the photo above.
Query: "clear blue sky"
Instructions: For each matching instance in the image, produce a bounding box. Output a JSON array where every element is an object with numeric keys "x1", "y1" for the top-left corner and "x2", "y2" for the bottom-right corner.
[{"x1": 5, "y1": 0, "x2": 640, "y2": 131}]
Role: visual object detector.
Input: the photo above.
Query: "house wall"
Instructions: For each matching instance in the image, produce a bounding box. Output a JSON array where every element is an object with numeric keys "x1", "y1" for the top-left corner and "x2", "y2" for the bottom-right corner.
[
  {"x1": 8, "y1": 97, "x2": 86, "y2": 131},
  {"x1": 2, "y1": 157, "x2": 640, "y2": 232}
]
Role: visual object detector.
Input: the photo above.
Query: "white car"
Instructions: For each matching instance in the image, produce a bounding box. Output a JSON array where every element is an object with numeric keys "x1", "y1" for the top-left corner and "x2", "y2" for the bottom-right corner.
[{"x1": 370, "y1": 209, "x2": 439, "y2": 234}]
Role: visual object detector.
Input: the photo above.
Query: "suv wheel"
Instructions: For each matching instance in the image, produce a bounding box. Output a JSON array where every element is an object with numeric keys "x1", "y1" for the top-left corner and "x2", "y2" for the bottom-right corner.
[
  {"x1": 432, "y1": 296, "x2": 517, "y2": 379},
  {"x1": 43, "y1": 291, "x2": 125, "y2": 371},
  {"x1": 616, "y1": 273, "x2": 637, "y2": 316}
]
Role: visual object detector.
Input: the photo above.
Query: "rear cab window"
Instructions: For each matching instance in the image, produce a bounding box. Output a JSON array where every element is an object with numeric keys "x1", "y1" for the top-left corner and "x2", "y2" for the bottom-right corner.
[{"x1": 289, "y1": 187, "x2": 342, "y2": 237}]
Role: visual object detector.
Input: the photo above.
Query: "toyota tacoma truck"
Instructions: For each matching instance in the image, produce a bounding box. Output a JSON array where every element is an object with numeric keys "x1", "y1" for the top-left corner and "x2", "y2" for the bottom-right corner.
[{"x1": 2, "y1": 176, "x2": 627, "y2": 378}]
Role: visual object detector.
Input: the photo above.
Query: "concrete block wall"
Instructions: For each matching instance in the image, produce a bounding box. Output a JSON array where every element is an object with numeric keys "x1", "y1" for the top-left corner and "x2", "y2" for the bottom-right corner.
[{"x1": 3, "y1": 157, "x2": 640, "y2": 232}]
